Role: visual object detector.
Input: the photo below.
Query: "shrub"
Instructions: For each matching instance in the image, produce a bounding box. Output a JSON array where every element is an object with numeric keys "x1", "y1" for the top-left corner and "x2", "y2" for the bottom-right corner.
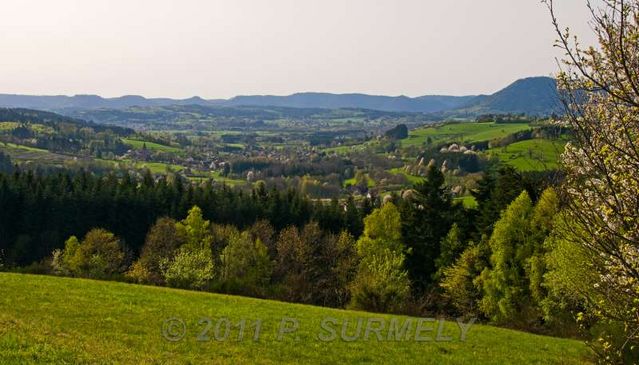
[{"x1": 126, "y1": 260, "x2": 153, "y2": 284}]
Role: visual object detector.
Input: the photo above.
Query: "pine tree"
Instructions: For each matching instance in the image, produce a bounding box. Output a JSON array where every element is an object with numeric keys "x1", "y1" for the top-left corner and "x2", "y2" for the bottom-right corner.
[{"x1": 401, "y1": 165, "x2": 455, "y2": 292}]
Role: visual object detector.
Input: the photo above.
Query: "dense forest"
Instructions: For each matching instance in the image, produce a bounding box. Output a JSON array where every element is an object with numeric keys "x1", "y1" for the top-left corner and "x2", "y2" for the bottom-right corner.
[{"x1": 0, "y1": 162, "x2": 375, "y2": 267}]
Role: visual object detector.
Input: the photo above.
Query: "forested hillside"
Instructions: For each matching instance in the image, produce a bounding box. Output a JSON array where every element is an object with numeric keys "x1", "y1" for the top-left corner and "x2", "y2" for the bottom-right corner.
[{"x1": 0, "y1": 108, "x2": 133, "y2": 158}]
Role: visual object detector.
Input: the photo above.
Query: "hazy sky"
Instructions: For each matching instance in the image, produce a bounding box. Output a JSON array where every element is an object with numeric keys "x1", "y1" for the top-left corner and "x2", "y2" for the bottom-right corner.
[{"x1": 0, "y1": 0, "x2": 599, "y2": 98}]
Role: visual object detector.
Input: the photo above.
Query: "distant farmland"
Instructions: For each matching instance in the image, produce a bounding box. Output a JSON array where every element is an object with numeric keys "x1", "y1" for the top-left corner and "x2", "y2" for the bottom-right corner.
[{"x1": 400, "y1": 122, "x2": 531, "y2": 147}]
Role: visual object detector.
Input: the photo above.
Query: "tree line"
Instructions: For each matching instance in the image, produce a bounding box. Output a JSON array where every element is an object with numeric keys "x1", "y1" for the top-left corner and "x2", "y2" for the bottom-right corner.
[
  {"x1": 0, "y1": 168, "x2": 372, "y2": 267},
  {"x1": 1, "y1": 163, "x2": 554, "y2": 312}
]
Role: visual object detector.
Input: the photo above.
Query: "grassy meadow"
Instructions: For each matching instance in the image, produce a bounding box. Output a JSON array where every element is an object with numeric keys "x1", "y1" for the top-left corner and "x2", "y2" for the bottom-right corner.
[
  {"x1": 487, "y1": 139, "x2": 565, "y2": 172},
  {"x1": 0, "y1": 273, "x2": 592, "y2": 364},
  {"x1": 122, "y1": 138, "x2": 182, "y2": 153},
  {"x1": 0, "y1": 143, "x2": 75, "y2": 165},
  {"x1": 400, "y1": 122, "x2": 531, "y2": 147}
]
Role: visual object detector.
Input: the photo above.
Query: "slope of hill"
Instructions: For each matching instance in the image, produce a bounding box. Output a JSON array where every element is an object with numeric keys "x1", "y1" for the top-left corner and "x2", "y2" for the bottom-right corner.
[
  {"x1": 447, "y1": 77, "x2": 561, "y2": 116},
  {"x1": 0, "y1": 273, "x2": 592, "y2": 364},
  {"x1": 230, "y1": 77, "x2": 562, "y2": 117},
  {"x1": 0, "y1": 108, "x2": 133, "y2": 135},
  {"x1": 0, "y1": 108, "x2": 135, "y2": 166},
  {"x1": 0, "y1": 77, "x2": 561, "y2": 117}
]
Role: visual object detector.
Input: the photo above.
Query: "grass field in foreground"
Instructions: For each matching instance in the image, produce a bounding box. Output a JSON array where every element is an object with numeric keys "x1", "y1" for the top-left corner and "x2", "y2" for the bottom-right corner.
[{"x1": 0, "y1": 273, "x2": 592, "y2": 364}]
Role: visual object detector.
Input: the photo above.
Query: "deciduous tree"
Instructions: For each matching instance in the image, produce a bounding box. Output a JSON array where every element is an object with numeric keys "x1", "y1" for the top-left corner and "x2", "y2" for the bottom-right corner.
[
  {"x1": 547, "y1": 0, "x2": 639, "y2": 359},
  {"x1": 350, "y1": 203, "x2": 410, "y2": 313}
]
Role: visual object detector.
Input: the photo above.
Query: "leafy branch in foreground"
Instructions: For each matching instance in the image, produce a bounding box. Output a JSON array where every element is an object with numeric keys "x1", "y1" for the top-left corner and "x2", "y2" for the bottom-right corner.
[{"x1": 546, "y1": 0, "x2": 639, "y2": 361}]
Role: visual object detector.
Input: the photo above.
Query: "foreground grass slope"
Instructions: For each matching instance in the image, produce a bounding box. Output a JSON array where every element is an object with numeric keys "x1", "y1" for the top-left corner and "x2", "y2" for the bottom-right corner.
[{"x1": 0, "y1": 273, "x2": 592, "y2": 364}]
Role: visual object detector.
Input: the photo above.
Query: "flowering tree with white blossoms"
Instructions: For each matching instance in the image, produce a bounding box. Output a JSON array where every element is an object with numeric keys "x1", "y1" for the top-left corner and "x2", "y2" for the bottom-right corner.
[{"x1": 546, "y1": 0, "x2": 639, "y2": 361}]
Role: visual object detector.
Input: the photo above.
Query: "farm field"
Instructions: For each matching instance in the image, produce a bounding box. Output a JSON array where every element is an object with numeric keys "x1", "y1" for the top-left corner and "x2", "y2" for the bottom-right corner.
[
  {"x1": 344, "y1": 174, "x2": 376, "y2": 188},
  {"x1": 0, "y1": 273, "x2": 592, "y2": 364},
  {"x1": 127, "y1": 160, "x2": 185, "y2": 174},
  {"x1": 0, "y1": 143, "x2": 74, "y2": 165},
  {"x1": 0, "y1": 122, "x2": 20, "y2": 131},
  {"x1": 122, "y1": 138, "x2": 181, "y2": 153},
  {"x1": 323, "y1": 144, "x2": 367, "y2": 154},
  {"x1": 388, "y1": 167, "x2": 425, "y2": 185},
  {"x1": 487, "y1": 139, "x2": 565, "y2": 172},
  {"x1": 401, "y1": 122, "x2": 531, "y2": 147}
]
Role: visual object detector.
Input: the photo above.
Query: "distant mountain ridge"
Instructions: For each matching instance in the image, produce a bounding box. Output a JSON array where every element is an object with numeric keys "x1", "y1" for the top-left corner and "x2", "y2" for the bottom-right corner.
[
  {"x1": 0, "y1": 94, "x2": 221, "y2": 110},
  {"x1": 0, "y1": 76, "x2": 560, "y2": 117},
  {"x1": 225, "y1": 93, "x2": 476, "y2": 113}
]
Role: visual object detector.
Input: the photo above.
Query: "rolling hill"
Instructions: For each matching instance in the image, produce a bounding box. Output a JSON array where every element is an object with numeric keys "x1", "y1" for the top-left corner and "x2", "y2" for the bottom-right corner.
[
  {"x1": 0, "y1": 108, "x2": 133, "y2": 136},
  {"x1": 447, "y1": 77, "x2": 562, "y2": 116},
  {"x1": 0, "y1": 94, "x2": 221, "y2": 110},
  {"x1": 0, "y1": 77, "x2": 561, "y2": 117},
  {"x1": 225, "y1": 93, "x2": 476, "y2": 113},
  {"x1": 0, "y1": 273, "x2": 592, "y2": 364}
]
